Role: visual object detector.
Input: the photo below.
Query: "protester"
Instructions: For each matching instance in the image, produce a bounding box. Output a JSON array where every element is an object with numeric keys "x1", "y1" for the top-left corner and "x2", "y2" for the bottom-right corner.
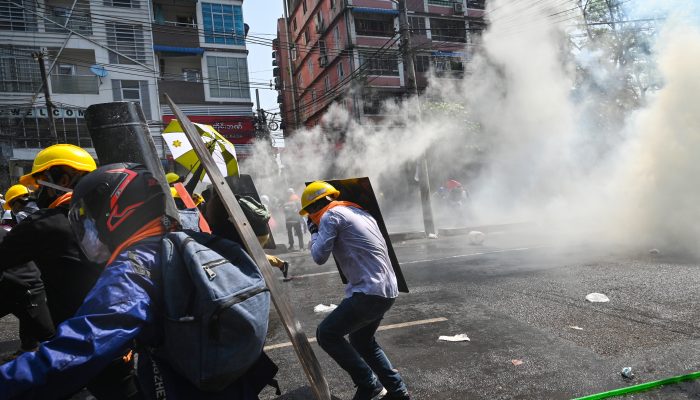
[
  {"x1": 0, "y1": 163, "x2": 277, "y2": 399},
  {"x1": 300, "y1": 181, "x2": 411, "y2": 400},
  {"x1": 4, "y1": 184, "x2": 39, "y2": 224},
  {"x1": 0, "y1": 144, "x2": 139, "y2": 399},
  {"x1": 0, "y1": 228, "x2": 55, "y2": 361},
  {"x1": 283, "y1": 188, "x2": 304, "y2": 251}
]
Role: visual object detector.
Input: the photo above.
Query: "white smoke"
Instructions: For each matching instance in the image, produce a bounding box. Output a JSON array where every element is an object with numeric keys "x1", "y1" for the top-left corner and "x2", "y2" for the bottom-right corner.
[{"x1": 242, "y1": 0, "x2": 700, "y2": 256}]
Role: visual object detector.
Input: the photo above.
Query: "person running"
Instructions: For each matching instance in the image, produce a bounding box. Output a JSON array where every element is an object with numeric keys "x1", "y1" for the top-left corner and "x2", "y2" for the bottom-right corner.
[{"x1": 300, "y1": 181, "x2": 411, "y2": 400}]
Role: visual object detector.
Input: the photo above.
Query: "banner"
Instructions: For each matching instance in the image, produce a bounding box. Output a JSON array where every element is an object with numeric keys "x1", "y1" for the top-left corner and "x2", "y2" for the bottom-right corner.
[{"x1": 162, "y1": 115, "x2": 255, "y2": 144}]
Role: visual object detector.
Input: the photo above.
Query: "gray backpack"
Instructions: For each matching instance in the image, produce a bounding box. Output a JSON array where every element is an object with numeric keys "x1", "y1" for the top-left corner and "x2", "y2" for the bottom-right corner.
[{"x1": 158, "y1": 230, "x2": 270, "y2": 391}]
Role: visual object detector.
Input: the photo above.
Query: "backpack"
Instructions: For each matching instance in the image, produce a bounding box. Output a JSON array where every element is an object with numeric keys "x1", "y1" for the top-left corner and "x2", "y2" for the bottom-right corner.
[
  {"x1": 157, "y1": 230, "x2": 271, "y2": 391},
  {"x1": 236, "y1": 195, "x2": 271, "y2": 237}
]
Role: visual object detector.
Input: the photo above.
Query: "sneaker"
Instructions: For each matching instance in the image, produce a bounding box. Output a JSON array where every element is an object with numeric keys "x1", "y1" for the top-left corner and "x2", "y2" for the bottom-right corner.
[
  {"x1": 352, "y1": 382, "x2": 386, "y2": 400},
  {"x1": 380, "y1": 391, "x2": 411, "y2": 400}
]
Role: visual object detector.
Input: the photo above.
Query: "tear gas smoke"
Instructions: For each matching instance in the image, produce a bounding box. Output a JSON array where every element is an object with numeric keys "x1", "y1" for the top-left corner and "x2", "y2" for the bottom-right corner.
[{"x1": 242, "y1": 0, "x2": 700, "y2": 256}]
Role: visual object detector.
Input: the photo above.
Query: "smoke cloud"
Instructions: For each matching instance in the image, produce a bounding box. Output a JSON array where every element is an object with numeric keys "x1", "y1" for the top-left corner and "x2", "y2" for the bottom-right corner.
[{"x1": 241, "y1": 0, "x2": 700, "y2": 256}]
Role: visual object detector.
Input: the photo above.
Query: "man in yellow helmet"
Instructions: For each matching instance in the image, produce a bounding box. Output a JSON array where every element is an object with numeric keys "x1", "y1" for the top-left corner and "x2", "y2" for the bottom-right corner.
[
  {"x1": 3, "y1": 184, "x2": 39, "y2": 224},
  {"x1": 0, "y1": 144, "x2": 141, "y2": 399},
  {"x1": 300, "y1": 181, "x2": 410, "y2": 400}
]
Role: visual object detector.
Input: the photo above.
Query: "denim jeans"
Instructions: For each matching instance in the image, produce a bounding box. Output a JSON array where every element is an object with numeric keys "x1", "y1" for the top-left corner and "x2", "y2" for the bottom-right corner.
[{"x1": 316, "y1": 292, "x2": 408, "y2": 395}]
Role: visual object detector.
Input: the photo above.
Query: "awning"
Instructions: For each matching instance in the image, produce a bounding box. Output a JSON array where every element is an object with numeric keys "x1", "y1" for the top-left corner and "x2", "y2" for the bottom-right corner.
[
  {"x1": 352, "y1": 7, "x2": 399, "y2": 15},
  {"x1": 432, "y1": 51, "x2": 465, "y2": 57},
  {"x1": 153, "y1": 45, "x2": 205, "y2": 55}
]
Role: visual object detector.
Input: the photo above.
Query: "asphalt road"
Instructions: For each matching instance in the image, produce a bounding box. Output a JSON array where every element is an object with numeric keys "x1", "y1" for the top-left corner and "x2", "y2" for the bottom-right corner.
[{"x1": 2, "y1": 227, "x2": 700, "y2": 399}]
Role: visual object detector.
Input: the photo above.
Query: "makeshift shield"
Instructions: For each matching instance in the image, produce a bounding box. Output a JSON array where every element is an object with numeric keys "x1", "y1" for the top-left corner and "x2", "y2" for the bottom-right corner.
[
  {"x1": 165, "y1": 94, "x2": 331, "y2": 400},
  {"x1": 310, "y1": 177, "x2": 409, "y2": 293}
]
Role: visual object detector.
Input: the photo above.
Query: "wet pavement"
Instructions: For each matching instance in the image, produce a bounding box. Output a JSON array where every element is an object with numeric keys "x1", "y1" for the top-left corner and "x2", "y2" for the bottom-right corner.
[{"x1": 2, "y1": 228, "x2": 700, "y2": 399}]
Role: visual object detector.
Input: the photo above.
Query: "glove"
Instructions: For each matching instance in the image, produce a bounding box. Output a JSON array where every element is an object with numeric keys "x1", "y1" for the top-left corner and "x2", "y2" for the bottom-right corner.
[{"x1": 306, "y1": 218, "x2": 318, "y2": 234}]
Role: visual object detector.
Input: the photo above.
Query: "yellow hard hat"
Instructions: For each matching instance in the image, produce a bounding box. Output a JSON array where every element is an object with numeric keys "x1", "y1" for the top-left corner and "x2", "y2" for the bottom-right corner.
[
  {"x1": 170, "y1": 187, "x2": 180, "y2": 199},
  {"x1": 299, "y1": 181, "x2": 340, "y2": 215},
  {"x1": 3, "y1": 184, "x2": 31, "y2": 210},
  {"x1": 166, "y1": 172, "x2": 181, "y2": 185},
  {"x1": 20, "y1": 144, "x2": 96, "y2": 187}
]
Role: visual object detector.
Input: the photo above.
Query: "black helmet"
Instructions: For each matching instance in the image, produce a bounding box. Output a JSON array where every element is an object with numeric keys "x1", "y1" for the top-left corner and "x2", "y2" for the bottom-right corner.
[{"x1": 69, "y1": 162, "x2": 165, "y2": 262}]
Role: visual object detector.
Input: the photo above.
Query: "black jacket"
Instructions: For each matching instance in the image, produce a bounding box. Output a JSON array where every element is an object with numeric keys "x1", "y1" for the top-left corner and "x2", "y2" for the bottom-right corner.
[
  {"x1": 0, "y1": 206, "x2": 102, "y2": 325},
  {"x1": 0, "y1": 229, "x2": 43, "y2": 295}
]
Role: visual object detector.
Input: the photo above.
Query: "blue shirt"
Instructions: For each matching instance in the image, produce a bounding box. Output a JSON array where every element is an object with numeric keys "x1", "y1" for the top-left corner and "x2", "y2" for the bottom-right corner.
[{"x1": 309, "y1": 206, "x2": 398, "y2": 299}]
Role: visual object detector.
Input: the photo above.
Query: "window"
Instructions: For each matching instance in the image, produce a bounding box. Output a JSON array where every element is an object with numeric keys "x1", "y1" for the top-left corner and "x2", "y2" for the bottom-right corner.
[
  {"x1": 297, "y1": 73, "x2": 303, "y2": 88},
  {"x1": 111, "y1": 80, "x2": 151, "y2": 119},
  {"x1": 46, "y1": 6, "x2": 92, "y2": 34},
  {"x1": 359, "y1": 50, "x2": 399, "y2": 76},
  {"x1": 415, "y1": 55, "x2": 431, "y2": 72},
  {"x1": 355, "y1": 13, "x2": 395, "y2": 37},
  {"x1": 106, "y1": 22, "x2": 146, "y2": 64},
  {"x1": 467, "y1": 0, "x2": 485, "y2": 9},
  {"x1": 303, "y1": 29, "x2": 310, "y2": 45},
  {"x1": 206, "y1": 56, "x2": 250, "y2": 99},
  {"x1": 311, "y1": 89, "x2": 316, "y2": 102},
  {"x1": 319, "y1": 40, "x2": 327, "y2": 57},
  {"x1": 104, "y1": 0, "x2": 140, "y2": 8},
  {"x1": 0, "y1": 47, "x2": 41, "y2": 92},
  {"x1": 324, "y1": 75, "x2": 330, "y2": 92},
  {"x1": 302, "y1": 0, "x2": 307, "y2": 13},
  {"x1": 408, "y1": 16, "x2": 425, "y2": 35},
  {"x1": 292, "y1": 17, "x2": 297, "y2": 32},
  {"x1": 0, "y1": 0, "x2": 37, "y2": 31},
  {"x1": 330, "y1": 0, "x2": 336, "y2": 9},
  {"x1": 333, "y1": 25, "x2": 341, "y2": 50},
  {"x1": 307, "y1": 58, "x2": 314, "y2": 76},
  {"x1": 201, "y1": 2, "x2": 245, "y2": 45},
  {"x1": 337, "y1": 62, "x2": 344, "y2": 79},
  {"x1": 182, "y1": 68, "x2": 201, "y2": 82},
  {"x1": 430, "y1": 18, "x2": 466, "y2": 42},
  {"x1": 58, "y1": 64, "x2": 76, "y2": 75},
  {"x1": 427, "y1": 0, "x2": 452, "y2": 5}
]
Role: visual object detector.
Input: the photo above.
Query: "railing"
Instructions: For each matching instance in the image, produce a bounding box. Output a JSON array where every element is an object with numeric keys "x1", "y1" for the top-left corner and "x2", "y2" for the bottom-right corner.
[
  {"x1": 153, "y1": 19, "x2": 197, "y2": 29},
  {"x1": 45, "y1": 7, "x2": 92, "y2": 34},
  {"x1": 50, "y1": 74, "x2": 99, "y2": 94}
]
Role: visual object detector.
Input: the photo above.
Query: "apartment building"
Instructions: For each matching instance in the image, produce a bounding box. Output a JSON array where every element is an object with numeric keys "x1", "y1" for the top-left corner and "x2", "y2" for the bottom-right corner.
[
  {"x1": 153, "y1": 0, "x2": 256, "y2": 157},
  {"x1": 0, "y1": 0, "x2": 161, "y2": 185},
  {"x1": 274, "y1": 0, "x2": 485, "y2": 134}
]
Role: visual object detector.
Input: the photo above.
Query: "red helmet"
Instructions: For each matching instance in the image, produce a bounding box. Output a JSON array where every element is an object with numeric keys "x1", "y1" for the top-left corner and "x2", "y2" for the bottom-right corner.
[{"x1": 69, "y1": 163, "x2": 166, "y2": 261}]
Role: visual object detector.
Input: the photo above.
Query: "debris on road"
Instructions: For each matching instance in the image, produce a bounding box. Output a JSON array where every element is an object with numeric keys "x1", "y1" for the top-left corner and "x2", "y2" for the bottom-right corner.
[
  {"x1": 428, "y1": 233, "x2": 438, "y2": 239},
  {"x1": 313, "y1": 304, "x2": 337, "y2": 313},
  {"x1": 438, "y1": 334, "x2": 470, "y2": 342},
  {"x1": 621, "y1": 367, "x2": 634, "y2": 379},
  {"x1": 511, "y1": 359, "x2": 524, "y2": 366},
  {"x1": 649, "y1": 248, "x2": 660, "y2": 255},
  {"x1": 468, "y1": 231, "x2": 485, "y2": 245},
  {"x1": 585, "y1": 293, "x2": 610, "y2": 303},
  {"x1": 569, "y1": 325, "x2": 584, "y2": 330}
]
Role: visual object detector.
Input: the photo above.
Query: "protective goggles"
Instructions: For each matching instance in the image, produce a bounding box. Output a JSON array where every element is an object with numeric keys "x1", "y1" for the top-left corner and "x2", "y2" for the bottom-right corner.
[{"x1": 68, "y1": 200, "x2": 111, "y2": 263}]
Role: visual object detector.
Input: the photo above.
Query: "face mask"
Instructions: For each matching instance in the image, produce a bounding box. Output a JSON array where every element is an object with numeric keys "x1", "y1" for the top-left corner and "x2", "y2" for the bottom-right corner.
[{"x1": 80, "y1": 218, "x2": 111, "y2": 263}]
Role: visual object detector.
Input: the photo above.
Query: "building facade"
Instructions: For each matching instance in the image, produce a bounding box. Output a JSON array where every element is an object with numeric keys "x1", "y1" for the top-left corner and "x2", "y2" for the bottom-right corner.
[
  {"x1": 274, "y1": 0, "x2": 485, "y2": 135},
  {"x1": 152, "y1": 0, "x2": 256, "y2": 158},
  {"x1": 0, "y1": 0, "x2": 161, "y2": 185}
]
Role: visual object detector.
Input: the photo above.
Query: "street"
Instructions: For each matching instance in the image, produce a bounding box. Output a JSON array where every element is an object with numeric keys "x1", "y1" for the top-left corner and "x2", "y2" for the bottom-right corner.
[
  {"x1": 259, "y1": 228, "x2": 700, "y2": 399},
  {"x1": 2, "y1": 227, "x2": 700, "y2": 399}
]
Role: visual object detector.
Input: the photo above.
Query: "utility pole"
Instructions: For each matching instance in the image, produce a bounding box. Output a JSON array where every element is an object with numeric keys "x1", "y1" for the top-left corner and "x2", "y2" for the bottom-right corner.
[
  {"x1": 398, "y1": 0, "x2": 436, "y2": 237},
  {"x1": 255, "y1": 88, "x2": 269, "y2": 141},
  {"x1": 33, "y1": 49, "x2": 58, "y2": 142}
]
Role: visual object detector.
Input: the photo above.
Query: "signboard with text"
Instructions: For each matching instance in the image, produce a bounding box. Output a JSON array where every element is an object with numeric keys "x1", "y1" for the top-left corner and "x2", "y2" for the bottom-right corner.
[
  {"x1": 0, "y1": 107, "x2": 85, "y2": 119},
  {"x1": 162, "y1": 115, "x2": 255, "y2": 144}
]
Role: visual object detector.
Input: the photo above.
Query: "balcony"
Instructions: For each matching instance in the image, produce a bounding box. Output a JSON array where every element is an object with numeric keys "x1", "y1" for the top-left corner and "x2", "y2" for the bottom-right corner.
[
  {"x1": 158, "y1": 80, "x2": 205, "y2": 104},
  {"x1": 50, "y1": 74, "x2": 99, "y2": 94},
  {"x1": 152, "y1": 21, "x2": 199, "y2": 48}
]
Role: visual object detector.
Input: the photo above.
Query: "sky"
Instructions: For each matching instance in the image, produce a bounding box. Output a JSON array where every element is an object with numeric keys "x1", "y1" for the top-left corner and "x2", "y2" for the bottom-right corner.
[{"x1": 243, "y1": 0, "x2": 285, "y2": 116}]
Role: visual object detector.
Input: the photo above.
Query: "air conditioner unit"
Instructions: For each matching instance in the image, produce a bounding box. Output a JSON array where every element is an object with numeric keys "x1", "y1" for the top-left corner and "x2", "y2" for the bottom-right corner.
[
  {"x1": 318, "y1": 55, "x2": 328, "y2": 68},
  {"x1": 453, "y1": 2, "x2": 464, "y2": 13}
]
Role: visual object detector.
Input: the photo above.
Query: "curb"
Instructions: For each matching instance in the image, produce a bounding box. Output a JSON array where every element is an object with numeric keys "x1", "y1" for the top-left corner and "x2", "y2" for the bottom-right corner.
[{"x1": 389, "y1": 222, "x2": 532, "y2": 242}]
